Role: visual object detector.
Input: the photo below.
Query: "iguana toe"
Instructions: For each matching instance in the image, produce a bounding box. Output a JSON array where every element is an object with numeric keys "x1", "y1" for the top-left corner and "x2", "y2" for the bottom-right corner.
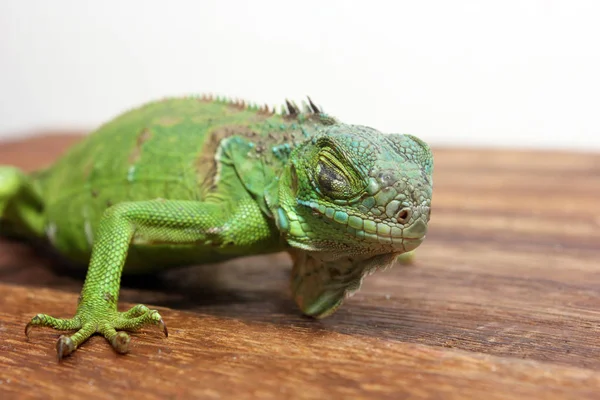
[
  {"x1": 115, "y1": 305, "x2": 168, "y2": 338},
  {"x1": 56, "y1": 335, "x2": 76, "y2": 361},
  {"x1": 110, "y1": 331, "x2": 131, "y2": 354},
  {"x1": 25, "y1": 313, "x2": 82, "y2": 338}
]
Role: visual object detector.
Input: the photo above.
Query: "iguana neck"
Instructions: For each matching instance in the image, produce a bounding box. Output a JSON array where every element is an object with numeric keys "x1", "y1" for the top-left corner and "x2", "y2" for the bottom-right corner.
[{"x1": 288, "y1": 248, "x2": 400, "y2": 318}]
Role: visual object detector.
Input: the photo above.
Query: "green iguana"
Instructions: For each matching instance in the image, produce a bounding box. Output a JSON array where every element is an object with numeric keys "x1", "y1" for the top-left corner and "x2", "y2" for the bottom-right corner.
[{"x1": 0, "y1": 96, "x2": 433, "y2": 360}]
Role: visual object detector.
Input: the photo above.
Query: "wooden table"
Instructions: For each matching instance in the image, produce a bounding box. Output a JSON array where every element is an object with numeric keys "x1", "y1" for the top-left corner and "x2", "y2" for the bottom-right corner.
[{"x1": 1, "y1": 134, "x2": 599, "y2": 399}]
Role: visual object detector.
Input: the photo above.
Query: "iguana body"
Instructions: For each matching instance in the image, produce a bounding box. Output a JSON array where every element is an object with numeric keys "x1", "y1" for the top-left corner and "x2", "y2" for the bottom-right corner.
[{"x1": 0, "y1": 96, "x2": 433, "y2": 359}]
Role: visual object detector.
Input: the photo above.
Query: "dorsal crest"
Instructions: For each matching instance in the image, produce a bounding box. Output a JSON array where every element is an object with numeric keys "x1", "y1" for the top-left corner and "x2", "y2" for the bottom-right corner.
[
  {"x1": 196, "y1": 93, "x2": 335, "y2": 124},
  {"x1": 282, "y1": 97, "x2": 336, "y2": 125}
]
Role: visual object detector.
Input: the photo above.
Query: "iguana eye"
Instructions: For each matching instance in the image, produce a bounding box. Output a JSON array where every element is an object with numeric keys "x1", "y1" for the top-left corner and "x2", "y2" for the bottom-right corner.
[
  {"x1": 317, "y1": 160, "x2": 350, "y2": 197},
  {"x1": 313, "y1": 147, "x2": 366, "y2": 200}
]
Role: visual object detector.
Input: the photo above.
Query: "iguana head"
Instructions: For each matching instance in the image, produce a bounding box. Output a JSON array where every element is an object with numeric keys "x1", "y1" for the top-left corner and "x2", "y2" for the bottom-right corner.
[{"x1": 274, "y1": 123, "x2": 433, "y2": 318}]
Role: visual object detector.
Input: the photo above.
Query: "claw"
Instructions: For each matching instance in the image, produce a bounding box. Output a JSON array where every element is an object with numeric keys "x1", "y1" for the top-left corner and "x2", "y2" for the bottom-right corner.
[
  {"x1": 24, "y1": 314, "x2": 43, "y2": 338},
  {"x1": 159, "y1": 318, "x2": 168, "y2": 338},
  {"x1": 25, "y1": 322, "x2": 32, "y2": 338},
  {"x1": 56, "y1": 335, "x2": 76, "y2": 361},
  {"x1": 111, "y1": 331, "x2": 131, "y2": 354}
]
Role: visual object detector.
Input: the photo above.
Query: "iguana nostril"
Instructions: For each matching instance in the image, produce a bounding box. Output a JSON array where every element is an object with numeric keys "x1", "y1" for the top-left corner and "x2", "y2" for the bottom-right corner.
[{"x1": 396, "y1": 208, "x2": 411, "y2": 224}]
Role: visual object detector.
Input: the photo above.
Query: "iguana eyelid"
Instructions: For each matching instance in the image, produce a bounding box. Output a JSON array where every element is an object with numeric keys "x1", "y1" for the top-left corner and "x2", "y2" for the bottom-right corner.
[{"x1": 313, "y1": 151, "x2": 365, "y2": 201}]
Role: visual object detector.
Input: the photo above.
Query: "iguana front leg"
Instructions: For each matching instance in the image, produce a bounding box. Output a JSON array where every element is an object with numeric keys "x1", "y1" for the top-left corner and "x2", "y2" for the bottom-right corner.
[{"x1": 25, "y1": 198, "x2": 266, "y2": 359}]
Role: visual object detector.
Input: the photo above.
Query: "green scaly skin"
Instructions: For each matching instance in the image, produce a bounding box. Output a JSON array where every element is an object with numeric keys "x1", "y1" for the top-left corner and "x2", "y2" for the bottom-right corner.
[{"x1": 0, "y1": 96, "x2": 433, "y2": 360}]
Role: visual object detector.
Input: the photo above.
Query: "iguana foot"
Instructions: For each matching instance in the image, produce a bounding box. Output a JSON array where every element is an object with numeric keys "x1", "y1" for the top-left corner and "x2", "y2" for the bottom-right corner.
[{"x1": 26, "y1": 304, "x2": 167, "y2": 360}]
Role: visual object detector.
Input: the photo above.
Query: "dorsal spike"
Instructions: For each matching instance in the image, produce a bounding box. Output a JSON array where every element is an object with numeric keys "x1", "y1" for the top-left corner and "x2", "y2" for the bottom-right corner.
[
  {"x1": 307, "y1": 96, "x2": 321, "y2": 113},
  {"x1": 285, "y1": 99, "x2": 299, "y2": 116},
  {"x1": 257, "y1": 103, "x2": 273, "y2": 116}
]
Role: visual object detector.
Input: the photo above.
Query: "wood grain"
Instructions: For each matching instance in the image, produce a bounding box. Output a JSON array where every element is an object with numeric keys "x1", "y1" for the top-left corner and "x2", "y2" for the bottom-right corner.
[{"x1": 0, "y1": 134, "x2": 599, "y2": 399}]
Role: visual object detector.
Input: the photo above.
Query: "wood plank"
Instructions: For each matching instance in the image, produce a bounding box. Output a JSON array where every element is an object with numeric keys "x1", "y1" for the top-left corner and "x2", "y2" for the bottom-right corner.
[
  {"x1": 1, "y1": 133, "x2": 600, "y2": 399},
  {"x1": 2, "y1": 283, "x2": 600, "y2": 400}
]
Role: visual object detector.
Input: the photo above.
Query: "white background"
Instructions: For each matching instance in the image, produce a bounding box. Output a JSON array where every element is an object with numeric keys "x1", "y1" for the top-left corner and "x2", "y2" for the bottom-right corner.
[{"x1": 1, "y1": 0, "x2": 599, "y2": 151}]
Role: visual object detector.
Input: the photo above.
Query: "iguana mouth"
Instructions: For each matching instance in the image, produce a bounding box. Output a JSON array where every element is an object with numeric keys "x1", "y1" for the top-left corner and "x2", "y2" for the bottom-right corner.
[
  {"x1": 337, "y1": 209, "x2": 428, "y2": 253},
  {"x1": 299, "y1": 199, "x2": 429, "y2": 251}
]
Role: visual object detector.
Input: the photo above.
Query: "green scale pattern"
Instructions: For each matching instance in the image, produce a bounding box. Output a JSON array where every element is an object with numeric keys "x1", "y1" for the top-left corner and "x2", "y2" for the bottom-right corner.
[{"x1": 0, "y1": 96, "x2": 433, "y2": 359}]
